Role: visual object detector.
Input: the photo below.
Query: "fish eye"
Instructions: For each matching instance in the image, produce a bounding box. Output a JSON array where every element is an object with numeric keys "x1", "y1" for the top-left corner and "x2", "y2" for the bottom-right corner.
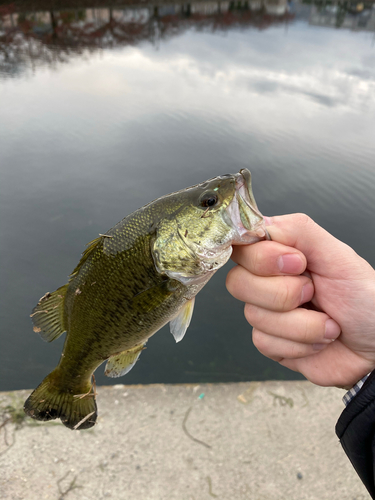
[{"x1": 200, "y1": 192, "x2": 219, "y2": 208}]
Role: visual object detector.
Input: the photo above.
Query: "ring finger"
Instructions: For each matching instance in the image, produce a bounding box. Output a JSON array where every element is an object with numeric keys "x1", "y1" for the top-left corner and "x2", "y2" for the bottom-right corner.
[{"x1": 226, "y1": 266, "x2": 314, "y2": 312}]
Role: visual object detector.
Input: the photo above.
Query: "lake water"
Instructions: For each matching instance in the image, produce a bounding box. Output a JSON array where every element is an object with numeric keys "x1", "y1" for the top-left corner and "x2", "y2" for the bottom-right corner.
[{"x1": 0, "y1": 0, "x2": 374, "y2": 391}]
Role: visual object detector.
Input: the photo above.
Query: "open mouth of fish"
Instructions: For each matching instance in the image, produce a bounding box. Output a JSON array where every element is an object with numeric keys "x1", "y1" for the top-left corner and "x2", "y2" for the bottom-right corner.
[
  {"x1": 227, "y1": 168, "x2": 271, "y2": 244},
  {"x1": 185, "y1": 168, "x2": 270, "y2": 268}
]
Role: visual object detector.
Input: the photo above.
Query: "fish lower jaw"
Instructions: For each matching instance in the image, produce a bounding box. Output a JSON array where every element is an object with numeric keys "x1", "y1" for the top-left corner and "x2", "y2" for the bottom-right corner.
[
  {"x1": 226, "y1": 190, "x2": 267, "y2": 245},
  {"x1": 234, "y1": 231, "x2": 264, "y2": 245},
  {"x1": 228, "y1": 211, "x2": 266, "y2": 245}
]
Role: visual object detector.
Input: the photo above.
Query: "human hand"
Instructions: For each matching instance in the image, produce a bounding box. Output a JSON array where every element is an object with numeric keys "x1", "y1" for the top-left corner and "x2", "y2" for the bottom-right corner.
[{"x1": 226, "y1": 214, "x2": 375, "y2": 389}]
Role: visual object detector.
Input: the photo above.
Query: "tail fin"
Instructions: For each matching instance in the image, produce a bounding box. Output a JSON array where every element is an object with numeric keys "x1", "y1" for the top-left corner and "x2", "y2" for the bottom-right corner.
[{"x1": 24, "y1": 370, "x2": 97, "y2": 430}]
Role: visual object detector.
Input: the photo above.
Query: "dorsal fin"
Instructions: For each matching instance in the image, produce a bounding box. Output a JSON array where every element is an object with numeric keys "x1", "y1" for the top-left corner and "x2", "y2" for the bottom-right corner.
[
  {"x1": 69, "y1": 235, "x2": 104, "y2": 280},
  {"x1": 30, "y1": 285, "x2": 68, "y2": 342}
]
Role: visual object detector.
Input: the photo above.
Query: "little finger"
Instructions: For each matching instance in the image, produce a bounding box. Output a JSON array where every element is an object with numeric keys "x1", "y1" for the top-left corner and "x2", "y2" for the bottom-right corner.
[{"x1": 252, "y1": 328, "x2": 330, "y2": 362}]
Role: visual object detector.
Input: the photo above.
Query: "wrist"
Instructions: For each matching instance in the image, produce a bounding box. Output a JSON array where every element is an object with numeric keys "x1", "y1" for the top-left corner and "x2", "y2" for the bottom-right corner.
[{"x1": 342, "y1": 373, "x2": 371, "y2": 406}]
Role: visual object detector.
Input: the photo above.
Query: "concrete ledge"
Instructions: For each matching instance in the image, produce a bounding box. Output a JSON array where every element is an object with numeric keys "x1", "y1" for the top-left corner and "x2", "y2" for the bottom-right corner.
[{"x1": 0, "y1": 382, "x2": 369, "y2": 500}]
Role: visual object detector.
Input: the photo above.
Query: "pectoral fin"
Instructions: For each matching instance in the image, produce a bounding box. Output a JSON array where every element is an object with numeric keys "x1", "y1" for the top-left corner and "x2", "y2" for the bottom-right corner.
[
  {"x1": 104, "y1": 344, "x2": 146, "y2": 378},
  {"x1": 169, "y1": 298, "x2": 195, "y2": 343}
]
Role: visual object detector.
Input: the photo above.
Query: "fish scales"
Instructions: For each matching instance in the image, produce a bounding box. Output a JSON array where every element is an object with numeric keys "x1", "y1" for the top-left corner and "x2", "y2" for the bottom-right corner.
[
  {"x1": 64, "y1": 222, "x2": 187, "y2": 379},
  {"x1": 24, "y1": 169, "x2": 269, "y2": 429}
]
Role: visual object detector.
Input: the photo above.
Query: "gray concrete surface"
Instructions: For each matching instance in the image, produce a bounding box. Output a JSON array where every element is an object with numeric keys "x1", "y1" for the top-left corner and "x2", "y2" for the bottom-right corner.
[{"x1": 0, "y1": 382, "x2": 369, "y2": 500}]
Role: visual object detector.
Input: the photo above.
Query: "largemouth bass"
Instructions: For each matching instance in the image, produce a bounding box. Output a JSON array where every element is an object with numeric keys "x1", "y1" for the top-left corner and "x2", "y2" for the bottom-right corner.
[{"x1": 24, "y1": 169, "x2": 269, "y2": 430}]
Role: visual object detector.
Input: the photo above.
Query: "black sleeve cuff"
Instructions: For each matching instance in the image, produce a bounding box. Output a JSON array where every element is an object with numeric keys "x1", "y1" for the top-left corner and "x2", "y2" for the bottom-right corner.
[{"x1": 336, "y1": 369, "x2": 375, "y2": 498}]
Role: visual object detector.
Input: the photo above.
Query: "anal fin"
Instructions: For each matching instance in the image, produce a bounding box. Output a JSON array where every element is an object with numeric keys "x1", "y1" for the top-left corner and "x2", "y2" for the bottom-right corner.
[
  {"x1": 104, "y1": 343, "x2": 146, "y2": 378},
  {"x1": 170, "y1": 298, "x2": 195, "y2": 343},
  {"x1": 30, "y1": 285, "x2": 68, "y2": 342}
]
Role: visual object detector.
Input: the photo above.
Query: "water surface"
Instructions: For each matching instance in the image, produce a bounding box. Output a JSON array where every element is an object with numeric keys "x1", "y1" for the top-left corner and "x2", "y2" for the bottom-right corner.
[{"x1": 1, "y1": 0, "x2": 374, "y2": 391}]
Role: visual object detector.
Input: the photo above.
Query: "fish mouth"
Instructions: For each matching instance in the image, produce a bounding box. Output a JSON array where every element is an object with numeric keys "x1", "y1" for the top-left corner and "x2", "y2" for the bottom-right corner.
[{"x1": 227, "y1": 169, "x2": 271, "y2": 243}]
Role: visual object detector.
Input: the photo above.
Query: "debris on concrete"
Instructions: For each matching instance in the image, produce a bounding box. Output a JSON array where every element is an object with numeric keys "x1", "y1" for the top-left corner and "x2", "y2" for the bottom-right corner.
[{"x1": 0, "y1": 382, "x2": 369, "y2": 500}]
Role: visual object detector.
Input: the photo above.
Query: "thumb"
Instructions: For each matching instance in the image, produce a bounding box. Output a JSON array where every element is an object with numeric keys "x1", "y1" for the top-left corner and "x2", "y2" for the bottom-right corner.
[{"x1": 267, "y1": 214, "x2": 370, "y2": 280}]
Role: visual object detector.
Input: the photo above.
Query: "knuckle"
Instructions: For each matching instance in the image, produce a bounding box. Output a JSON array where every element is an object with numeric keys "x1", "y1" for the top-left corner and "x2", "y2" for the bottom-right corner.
[
  {"x1": 252, "y1": 329, "x2": 282, "y2": 362},
  {"x1": 298, "y1": 311, "x2": 327, "y2": 344},
  {"x1": 251, "y1": 245, "x2": 263, "y2": 272},
  {"x1": 300, "y1": 320, "x2": 312, "y2": 344},
  {"x1": 289, "y1": 343, "x2": 304, "y2": 359},
  {"x1": 273, "y1": 278, "x2": 304, "y2": 311},
  {"x1": 225, "y1": 267, "x2": 239, "y2": 296},
  {"x1": 244, "y1": 303, "x2": 252, "y2": 324},
  {"x1": 244, "y1": 303, "x2": 256, "y2": 325},
  {"x1": 252, "y1": 329, "x2": 267, "y2": 353},
  {"x1": 294, "y1": 213, "x2": 314, "y2": 228},
  {"x1": 273, "y1": 283, "x2": 294, "y2": 311}
]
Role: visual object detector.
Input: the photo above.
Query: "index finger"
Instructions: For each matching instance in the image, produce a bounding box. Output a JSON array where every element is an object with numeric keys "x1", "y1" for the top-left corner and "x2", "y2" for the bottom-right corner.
[{"x1": 231, "y1": 241, "x2": 307, "y2": 277}]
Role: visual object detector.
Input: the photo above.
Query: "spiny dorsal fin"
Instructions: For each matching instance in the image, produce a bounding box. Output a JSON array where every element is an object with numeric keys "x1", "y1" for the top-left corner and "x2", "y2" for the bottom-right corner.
[
  {"x1": 69, "y1": 235, "x2": 104, "y2": 280},
  {"x1": 170, "y1": 297, "x2": 195, "y2": 343},
  {"x1": 30, "y1": 285, "x2": 68, "y2": 342},
  {"x1": 104, "y1": 343, "x2": 146, "y2": 378}
]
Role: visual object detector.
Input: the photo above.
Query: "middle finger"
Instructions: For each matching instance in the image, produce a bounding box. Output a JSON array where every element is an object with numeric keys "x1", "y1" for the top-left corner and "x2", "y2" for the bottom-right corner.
[{"x1": 226, "y1": 266, "x2": 314, "y2": 312}]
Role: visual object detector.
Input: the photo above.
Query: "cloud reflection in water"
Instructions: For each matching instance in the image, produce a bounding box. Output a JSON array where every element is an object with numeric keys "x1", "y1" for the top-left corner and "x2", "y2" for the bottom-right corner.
[{"x1": 0, "y1": 0, "x2": 374, "y2": 390}]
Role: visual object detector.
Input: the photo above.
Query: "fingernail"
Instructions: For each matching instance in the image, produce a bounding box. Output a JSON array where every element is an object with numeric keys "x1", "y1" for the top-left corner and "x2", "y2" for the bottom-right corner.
[
  {"x1": 300, "y1": 282, "x2": 314, "y2": 304},
  {"x1": 313, "y1": 343, "x2": 326, "y2": 351},
  {"x1": 277, "y1": 254, "x2": 303, "y2": 274},
  {"x1": 324, "y1": 319, "x2": 341, "y2": 340}
]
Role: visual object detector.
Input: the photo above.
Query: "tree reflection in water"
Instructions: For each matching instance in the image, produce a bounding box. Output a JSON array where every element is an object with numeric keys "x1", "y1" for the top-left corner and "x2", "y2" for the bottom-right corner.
[
  {"x1": 2, "y1": 0, "x2": 374, "y2": 76},
  {"x1": 1, "y1": 0, "x2": 296, "y2": 75}
]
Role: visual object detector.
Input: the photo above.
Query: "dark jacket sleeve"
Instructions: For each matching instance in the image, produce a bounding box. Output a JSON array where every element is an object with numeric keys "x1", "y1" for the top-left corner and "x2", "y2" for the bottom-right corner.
[{"x1": 336, "y1": 370, "x2": 375, "y2": 498}]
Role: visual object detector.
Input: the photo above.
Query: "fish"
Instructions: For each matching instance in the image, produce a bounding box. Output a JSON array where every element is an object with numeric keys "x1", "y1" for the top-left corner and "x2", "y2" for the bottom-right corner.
[{"x1": 24, "y1": 168, "x2": 269, "y2": 430}]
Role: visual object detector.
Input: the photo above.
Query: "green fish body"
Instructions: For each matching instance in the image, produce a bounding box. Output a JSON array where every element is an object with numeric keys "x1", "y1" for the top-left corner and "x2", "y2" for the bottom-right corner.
[{"x1": 24, "y1": 169, "x2": 268, "y2": 430}]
